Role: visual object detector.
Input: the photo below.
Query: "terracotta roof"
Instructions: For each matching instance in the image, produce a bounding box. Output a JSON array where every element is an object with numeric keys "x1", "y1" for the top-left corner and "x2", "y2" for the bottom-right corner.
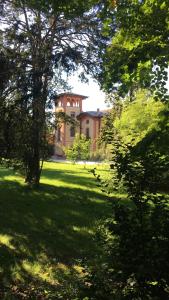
[
  {"x1": 55, "y1": 92, "x2": 88, "y2": 100},
  {"x1": 77, "y1": 111, "x2": 106, "y2": 118}
]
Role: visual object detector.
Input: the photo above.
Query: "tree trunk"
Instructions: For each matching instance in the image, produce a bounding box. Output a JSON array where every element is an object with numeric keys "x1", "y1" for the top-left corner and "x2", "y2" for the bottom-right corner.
[{"x1": 25, "y1": 56, "x2": 45, "y2": 187}]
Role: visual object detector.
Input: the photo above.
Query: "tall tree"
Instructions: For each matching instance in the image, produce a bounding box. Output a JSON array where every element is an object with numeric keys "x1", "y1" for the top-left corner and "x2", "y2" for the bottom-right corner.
[
  {"x1": 0, "y1": 0, "x2": 100, "y2": 186},
  {"x1": 94, "y1": 0, "x2": 169, "y2": 100}
]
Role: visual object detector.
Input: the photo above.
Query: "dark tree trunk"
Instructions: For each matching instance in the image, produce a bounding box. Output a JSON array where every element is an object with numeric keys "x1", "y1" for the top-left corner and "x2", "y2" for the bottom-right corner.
[
  {"x1": 25, "y1": 152, "x2": 41, "y2": 187},
  {"x1": 25, "y1": 56, "x2": 45, "y2": 187}
]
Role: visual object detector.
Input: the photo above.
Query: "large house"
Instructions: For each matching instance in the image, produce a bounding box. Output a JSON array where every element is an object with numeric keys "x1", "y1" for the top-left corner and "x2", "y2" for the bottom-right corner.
[{"x1": 54, "y1": 92, "x2": 105, "y2": 157}]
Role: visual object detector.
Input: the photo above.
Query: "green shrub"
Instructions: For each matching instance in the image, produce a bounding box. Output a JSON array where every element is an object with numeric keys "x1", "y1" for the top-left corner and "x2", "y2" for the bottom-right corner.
[{"x1": 65, "y1": 134, "x2": 91, "y2": 162}]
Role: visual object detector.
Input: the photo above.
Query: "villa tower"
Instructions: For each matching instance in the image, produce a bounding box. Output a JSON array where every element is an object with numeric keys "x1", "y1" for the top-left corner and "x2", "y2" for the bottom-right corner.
[
  {"x1": 55, "y1": 93, "x2": 87, "y2": 156},
  {"x1": 54, "y1": 92, "x2": 105, "y2": 157}
]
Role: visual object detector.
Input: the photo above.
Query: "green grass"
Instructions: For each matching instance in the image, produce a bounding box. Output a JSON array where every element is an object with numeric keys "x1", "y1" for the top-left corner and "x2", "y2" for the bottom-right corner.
[{"x1": 0, "y1": 162, "x2": 112, "y2": 298}]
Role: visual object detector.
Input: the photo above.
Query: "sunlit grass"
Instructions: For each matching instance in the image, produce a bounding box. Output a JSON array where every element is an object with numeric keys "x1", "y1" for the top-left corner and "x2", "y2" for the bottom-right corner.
[
  {"x1": 0, "y1": 162, "x2": 113, "y2": 297},
  {"x1": 0, "y1": 234, "x2": 15, "y2": 250}
]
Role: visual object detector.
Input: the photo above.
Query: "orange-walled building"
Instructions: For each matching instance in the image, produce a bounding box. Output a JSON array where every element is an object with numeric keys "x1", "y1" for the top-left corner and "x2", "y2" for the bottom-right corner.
[{"x1": 54, "y1": 92, "x2": 105, "y2": 157}]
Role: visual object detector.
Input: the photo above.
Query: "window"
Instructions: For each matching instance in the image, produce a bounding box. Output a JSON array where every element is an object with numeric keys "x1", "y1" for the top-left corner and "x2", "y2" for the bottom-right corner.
[
  {"x1": 70, "y1": 99, "x2": 75, "y2": 107},
  {"x1": 71, "y1": 112, "x2": 75, "y2": 119},
  {"x1": 86, "y1": 128, "x2": 90, "y2": 139},
  {"x1": 57, "y1": 127, "x2": 61, "y2": 141},
  {"x1": 70, "y1": 126, "x2": 75, "y2": 137},
  {"x1": 86, "y1": 119, "x2": 89, "y2": 124}
]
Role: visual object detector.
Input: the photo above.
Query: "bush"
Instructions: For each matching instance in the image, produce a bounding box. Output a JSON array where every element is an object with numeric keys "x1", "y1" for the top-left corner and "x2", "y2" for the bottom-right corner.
[
  {"x1": 81, "y1": 123, "x2": 169, "y2": 299},
  {"x1": 65, "y1": 134, "x2": 91, "y2": 162},
  {"x1": 82, "y1": 193, "x2": 169, "y2": 300}
]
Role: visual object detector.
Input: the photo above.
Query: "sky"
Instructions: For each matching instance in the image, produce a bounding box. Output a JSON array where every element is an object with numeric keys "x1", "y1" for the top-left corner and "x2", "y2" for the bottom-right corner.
[
  {"x1": 68, "y1": 73, "x2": 108, "y2": 112},
  {"x1": 68, "y1": 70, "x2": 169, "y2": 112}
]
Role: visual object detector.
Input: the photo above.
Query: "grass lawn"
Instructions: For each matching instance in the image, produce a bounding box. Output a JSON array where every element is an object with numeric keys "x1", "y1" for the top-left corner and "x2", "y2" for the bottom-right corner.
[{"x1": 0, "y1": 162, "x2": 112, "y2": 298}]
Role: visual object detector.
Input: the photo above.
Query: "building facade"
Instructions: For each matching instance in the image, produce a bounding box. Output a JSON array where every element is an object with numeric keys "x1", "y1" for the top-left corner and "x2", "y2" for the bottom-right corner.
[{"x1": 54, "y1": 92, "x2": 104, "y2": 157}]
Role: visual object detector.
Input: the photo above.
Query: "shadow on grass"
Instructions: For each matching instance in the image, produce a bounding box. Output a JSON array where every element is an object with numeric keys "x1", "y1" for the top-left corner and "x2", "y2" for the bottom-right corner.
[
  {"x1": 41, "y1": 167, "x2": 99, "y2": 189},
  {"x1": 0, "y1": 175, "x2": 114, "y2": 298}
]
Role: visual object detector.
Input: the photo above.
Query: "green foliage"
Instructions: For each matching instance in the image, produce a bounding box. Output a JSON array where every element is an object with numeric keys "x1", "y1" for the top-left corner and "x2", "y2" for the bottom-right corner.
[
  {"x1": 0, "y1": 51, "x2": 12, "y2": 95},
  {"x1": 114, "y1": 90, "x2": 165, "y2": 146},
  {"x1": 82, "y1": 132, "x2": 169, "y2": 299},
  {"x1": 13, "y1": 0, "x2": 98, "y2": 17},
  {"x1": 82, "y1": 194, "x2": 169, "y2": 300},
  {"x1": 96, "y1": 0, "x2": 169, "y2": 100},
  {"x1": 97, "y1": 89, "x2": 169, "y2": 194},
  {"x1": 100, "y1": 97, "x2": 122, "y2": 144},
  {"x1": 65, "y1": 134, "x2": 91, "y2": 162},
  {"x1": 89, "y1": 144, "x2": 112, "y2": 162},
  {"x1": 81, "y1": 90, "x2": 169, "y2": 299}
]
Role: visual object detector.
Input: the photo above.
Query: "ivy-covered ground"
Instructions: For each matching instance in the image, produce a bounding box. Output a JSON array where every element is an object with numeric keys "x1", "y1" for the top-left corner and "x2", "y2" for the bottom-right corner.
[{"x1": 0, "y1": 162, "x2": 113, "y2": 299}]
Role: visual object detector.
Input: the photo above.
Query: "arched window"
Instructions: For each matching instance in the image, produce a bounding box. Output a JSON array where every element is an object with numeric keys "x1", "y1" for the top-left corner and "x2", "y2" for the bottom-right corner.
[
  {"x1": 70, "y1": 126, "x2": 75, "y2": 137},
  {"x1": 67, "y1": 98, "x2": 71, "y2": 106},
  {"x1": 86, "y1": 128, "x2": 90, "y2": 139},
  {"x1": 57, "y1": 128, "x2": 61, "y2": 141}
]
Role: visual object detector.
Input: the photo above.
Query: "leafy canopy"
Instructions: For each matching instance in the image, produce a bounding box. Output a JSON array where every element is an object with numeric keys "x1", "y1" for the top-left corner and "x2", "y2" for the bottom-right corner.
[
  {"x1": 96, "y1": 0, "x2": 169, "y2": 100},
  {"x1": 114, "y1": 90, "x2": 165, "y2": 145}
]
